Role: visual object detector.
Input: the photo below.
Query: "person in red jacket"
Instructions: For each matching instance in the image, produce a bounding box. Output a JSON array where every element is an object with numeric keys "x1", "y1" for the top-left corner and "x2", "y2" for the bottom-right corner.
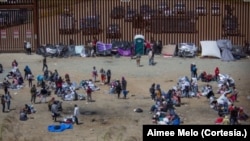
[{"x1": 214, "y1": 67, "x2": 220, "y2": 81}]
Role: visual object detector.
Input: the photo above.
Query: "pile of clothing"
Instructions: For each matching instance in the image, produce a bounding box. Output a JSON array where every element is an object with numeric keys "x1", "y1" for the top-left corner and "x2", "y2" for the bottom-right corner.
[{"x1": 79, "y1": 80, "x2": 100, "y2": 91}]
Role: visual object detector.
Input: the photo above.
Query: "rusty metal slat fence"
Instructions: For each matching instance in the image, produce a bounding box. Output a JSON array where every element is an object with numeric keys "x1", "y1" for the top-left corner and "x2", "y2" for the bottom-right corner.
[
  {"x1": 0, "y1": 0, "x2": 35, "y2": 53},
  {"x1": 0, "y1": 0, "x2": 250, "y2": 53}
]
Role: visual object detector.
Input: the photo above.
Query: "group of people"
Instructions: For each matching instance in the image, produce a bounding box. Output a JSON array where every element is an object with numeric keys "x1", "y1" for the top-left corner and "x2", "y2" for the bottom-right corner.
[
  {"x1": 149, "y1": 84, "x2": 181, "y2": 125},
  {"x1": 91, "y1": 66, "x2": 128, "y2": 99}
]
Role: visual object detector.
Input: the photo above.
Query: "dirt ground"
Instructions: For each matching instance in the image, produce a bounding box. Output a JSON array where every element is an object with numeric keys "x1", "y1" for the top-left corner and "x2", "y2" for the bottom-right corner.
[{"x1": 0, "y1": 53, "x2": 250, "y2": 141}]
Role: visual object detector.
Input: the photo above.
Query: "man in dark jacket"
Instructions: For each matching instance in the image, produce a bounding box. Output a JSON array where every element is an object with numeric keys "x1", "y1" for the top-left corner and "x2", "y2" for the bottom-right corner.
[{"x1": 116, "y1": 80, "x2": 122, "y2": 99}]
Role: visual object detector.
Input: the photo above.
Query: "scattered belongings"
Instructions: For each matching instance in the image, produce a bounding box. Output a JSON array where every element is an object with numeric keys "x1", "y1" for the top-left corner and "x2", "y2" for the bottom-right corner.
[{"x1": 134, "y1": 108, "x2": 143, "y2": 113}]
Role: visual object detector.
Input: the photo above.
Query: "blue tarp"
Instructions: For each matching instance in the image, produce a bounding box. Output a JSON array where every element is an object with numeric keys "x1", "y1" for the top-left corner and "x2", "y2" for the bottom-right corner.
[{"x1": 48, "y1": 123, "x2": 73, "y2": 132}]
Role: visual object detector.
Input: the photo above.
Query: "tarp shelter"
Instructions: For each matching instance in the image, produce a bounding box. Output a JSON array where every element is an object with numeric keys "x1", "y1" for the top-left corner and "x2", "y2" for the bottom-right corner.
[
  {"x1": 161, "y1": 44, "x2": 177, "y2": 57},
  {"x1": 75, "y1": 45, "x2": 84, "y2": 55},
  {"x1": 134, "y1": 34, "x2": 145, "y2": 55},
  {"x1": 96, "y1": 41, "x2": 112, "y2": 56},
  {"x1": 217, "y1": 39, "x2": 235, "y2": 62},
  {"x1": 118, "y1": 48, "x2": 131, "y2": 56},
  {"x1": 200, "y1": 40, "x2": 221, "y2": 58}
]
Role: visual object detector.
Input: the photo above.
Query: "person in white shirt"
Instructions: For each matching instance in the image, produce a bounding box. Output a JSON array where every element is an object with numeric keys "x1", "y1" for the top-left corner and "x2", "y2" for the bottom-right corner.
[{"x1": 73, "y1": 104, "x2": 80, "y2": 125}]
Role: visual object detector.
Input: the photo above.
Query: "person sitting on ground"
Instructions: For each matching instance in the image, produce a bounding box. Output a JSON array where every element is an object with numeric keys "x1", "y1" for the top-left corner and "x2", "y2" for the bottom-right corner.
[
  {"x1": 64, "y1": 73, "x2": 71, "y2": 84},
  {"x1": 19, "y1": 109, "x2": 28, "y2": 121},
  {"x1": 217, "y1": 83, "x2": 230, "y2": 95},
  {"x1": 238, "y1": 107, "x2": 249, "y2": 121},
  {"x1": 23, "y1": 104, "x2": 32, "y2": 114},
  {"x1": 18, "y1": 76, "x2": 24, "y2": 85},
  {"x1": 11, "y1": 76, "x2": 19, "y2": 89},
  {"x1": 2, "y1": 78, "x2": 11, "y2": 88},
  {"x1": 229, "y1": 86, "x2": 238, "y2": 103}
]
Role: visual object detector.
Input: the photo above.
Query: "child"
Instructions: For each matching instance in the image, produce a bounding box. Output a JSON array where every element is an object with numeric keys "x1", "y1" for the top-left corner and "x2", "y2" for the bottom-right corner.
[
  {"x1": 92, "y1": 66, "x2": 98, "y2": 82},
  {"x1": 100, "y1": 68, "x2": 106, "y2": 84}
]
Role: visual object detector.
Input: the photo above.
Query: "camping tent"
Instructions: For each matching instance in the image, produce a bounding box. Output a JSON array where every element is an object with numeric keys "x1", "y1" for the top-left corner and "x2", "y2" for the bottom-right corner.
[
  {"x1": 217, "y1": 39, "x2": 235, "y2": 61},
  {"x1": 200, "y1": 40, "x2": 221, "y2": 58},
  {"x1": 161, "y1": 44, "x2": 177, "y2": 57},
  {"x1": 134, "y1": 34, "x2": 145, "y2": 55}
]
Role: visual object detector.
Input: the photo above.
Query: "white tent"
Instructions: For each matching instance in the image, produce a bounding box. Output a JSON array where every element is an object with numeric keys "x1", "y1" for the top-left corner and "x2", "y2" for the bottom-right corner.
[{"x1": 200, "y1": 40, "x2": 221, "y2": 58}]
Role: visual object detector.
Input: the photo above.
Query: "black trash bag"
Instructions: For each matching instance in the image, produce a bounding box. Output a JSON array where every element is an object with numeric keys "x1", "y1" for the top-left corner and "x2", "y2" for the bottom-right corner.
[{"x1": 134, "y1": 108, "x2": 143, "y2": 113}]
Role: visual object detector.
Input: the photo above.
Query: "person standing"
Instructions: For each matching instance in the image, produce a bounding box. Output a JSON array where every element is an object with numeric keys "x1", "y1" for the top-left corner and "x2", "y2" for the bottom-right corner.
[
  {"x1": 27, "y1": 73, "x2": 33, "y2": 87},
  {"x1": 4, "y1": 91, "x2": 12, "y2": 112},
  {"x1": 55, "y1": 76, "x2": 63, "y2": 95},
  {"x1": 100, "y1": 68, "x2": 106, "y2": 84},
  {"x1": 190, "y1": 63, "x2": 195, "y2": 78},
  {"x1": 51, "y1": 101, "x2": 59, "y2": 122},
  {"x1": 3, "y1": 85, "x2": 8, "y2": 95},
  {"x1": 12, "y1": 59, "x2": 18, "y2": 68},
  {"x1": 214, "y1": 67, "x2": 220, "y2": 81},
  {"x1": 73, "y1": 104, "x2": 80, "y2": 125},
  {"x1": 1, "y1": 95, "x2": 6, "y2": 113},
  {"x1": 148, "y1": 49, "x2": 153, "y2": 65},
  {"x1": 145, "y1": 40, "x2": 151, "y2": 55},
  {"x1": 24, "y1": 65, "x2": 32, "y2": 80},
  {"x1": 244, "y1": 40, "x2": 249, "y2": 53},
  {"x1": 91, "y1": 37, "x2": 98, "y2": 57},
  {"x1": 30, "y1": 84, "x2": 37, "y2": 104},
  {"x1": 26, "y1": 41, "x2": 32, "y2": 55},
  {"x1": 149, "y1": 83, "x2": 156, "y2": 100},
  {"x1": 136, "y1": 54, "x2": 141, "y2": 67},
  {"x1": 86, "y1": 86, "x2": 92, "y2": 102},
  {"x1": 42, "y1": 56, "x2": 48, "y2": 72},
  {"x1": 192, "y1": 64, "x2": 197, "y2": 78},
  {"x1": 92, "y1": 66, "x2": 98, "y2": 82},
  {"x1": 24, "y1": 41, "x2": 27, "y2": 53},
  {"x1": 116, "y1": 80, "x2": 122, "y2": 99},
  {"x1": 121, "y1": 77, "x2": 127, "y2": 99},
  {"x1": 106, "y1": 69, "x2": 111, "y2": 85},
  {"x1": 40, "y1": 87, "x2": 48, "y2": 103}
]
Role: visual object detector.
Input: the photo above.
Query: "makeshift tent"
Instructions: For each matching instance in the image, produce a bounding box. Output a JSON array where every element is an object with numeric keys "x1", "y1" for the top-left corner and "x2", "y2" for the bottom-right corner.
[
  {"x1": 161, "y1": 44, "x2": 177, "y2": 56},
  {"x1": 118, "y1": 48, "x2": 131, "y2": 56},
  {"x1": 200, "y1": 40, "x2": 221, "y2": 58},
  {"x1": 134, "y1": 34, "x2": 145, "y2": 55},
  {"x1": 75, "y1": 45, "x2": 84, "y2": 55},
  {"x1": 217, "y1": 39, "x2": 235, "y2": 61},
  {"x1": 67, "y1": 45, "x2": 76, "y2": 56},
  {"x1": 96, "y1": 41, "x2": 112, "y2": 56}
]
